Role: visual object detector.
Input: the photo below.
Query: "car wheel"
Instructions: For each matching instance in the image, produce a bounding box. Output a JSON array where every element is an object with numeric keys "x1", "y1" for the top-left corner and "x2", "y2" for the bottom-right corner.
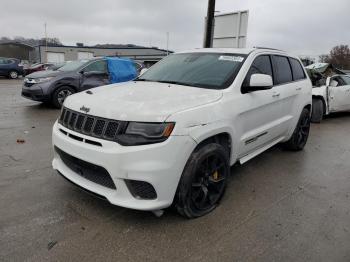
[
  {"x1": 52, "y1": 86, "x2": 75, "y2": 108},
  {"x1": 311, "y1": 98, "x2": 324, "y2": 123},
  {"x1": 175, "y1": 143, "x2": 230, "y2": 218},
  {"x1": 8, "y1": 71, "x2": 18, "y2": 79},
  {"x1": 283, "y1": 108, "x2": 311, "y2": 151}
]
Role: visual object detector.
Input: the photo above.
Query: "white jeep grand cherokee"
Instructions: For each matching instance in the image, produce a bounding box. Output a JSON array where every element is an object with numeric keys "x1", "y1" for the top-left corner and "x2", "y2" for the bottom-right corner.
[{"x1": 52, "y1": 48, "x2": 312, "y2": 218}]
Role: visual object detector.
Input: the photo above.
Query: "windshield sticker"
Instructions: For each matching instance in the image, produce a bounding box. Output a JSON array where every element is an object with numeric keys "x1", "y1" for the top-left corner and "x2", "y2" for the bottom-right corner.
[{"x1": 219, "y1": 55, "x2": 244, "y2": 62}]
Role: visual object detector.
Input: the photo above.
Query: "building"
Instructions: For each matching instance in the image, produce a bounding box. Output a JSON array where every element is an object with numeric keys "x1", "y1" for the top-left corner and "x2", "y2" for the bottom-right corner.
[
  {"x1": 0, "y1": 42, "x2": 171, "y2": 67},
  {"x1": 0, "y1": 42, "x2": 34, "y2": 61}
]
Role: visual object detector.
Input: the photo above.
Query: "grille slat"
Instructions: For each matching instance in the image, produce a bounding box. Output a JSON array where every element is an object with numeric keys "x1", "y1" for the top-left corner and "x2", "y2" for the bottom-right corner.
[
  {"x1": 58, "y1": 107, "x2": 124, "y2": 142},
  {"x1": 68, "y1": 113, "x2": 77, "y2": 128},
  {"x1": 75, "y1": 115, "x2": 85, "y2": 131},
  {"x1": 104, "y1": 121, "x2": 119, "y2": 139},
  {"x1": 93, "y1": 120, "x2": 106, "y2": 136},
  {"x1": 83, "y1": 117, "x2": 95, "y2": 133}
]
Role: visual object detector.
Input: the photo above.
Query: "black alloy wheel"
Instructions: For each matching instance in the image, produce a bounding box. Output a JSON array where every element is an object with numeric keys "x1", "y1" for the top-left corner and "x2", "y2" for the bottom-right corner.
[
  {"x1": 283, "y1": 108, "x2": 311, "y2": 151},
  {"x1": 176, "y1": 143, "x2": 230, "y2": 218}
]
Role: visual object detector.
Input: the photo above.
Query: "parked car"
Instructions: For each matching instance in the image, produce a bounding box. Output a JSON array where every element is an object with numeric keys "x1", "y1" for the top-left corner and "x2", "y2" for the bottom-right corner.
[
  {"x1": 22, "y1": 57, "x2": 138, "y2": 108},
  {"x1": 52, "y1": 48, "x2": 312, "y2": 218},
  {"x1": 305, "y1": 63, "x2": 350, "y2": 122},
  {"x1": 0, "y1": 57, "x2": 24, "y2": 79},
  {"x1": 311, "y1": 74, "x2": 350, "y2": 122},
  {"x1": 24, "y1": 63, "x2": 54, "y2": 75}
]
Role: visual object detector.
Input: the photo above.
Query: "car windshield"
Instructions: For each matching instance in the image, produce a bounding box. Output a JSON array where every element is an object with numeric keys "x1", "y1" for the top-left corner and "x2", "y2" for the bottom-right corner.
[
  {"x1": 137, "y1": 52, "x2": 246, "y2": 89},
  {"x1": 58, "y1": 60, "x2": 89, "y2": 72}
]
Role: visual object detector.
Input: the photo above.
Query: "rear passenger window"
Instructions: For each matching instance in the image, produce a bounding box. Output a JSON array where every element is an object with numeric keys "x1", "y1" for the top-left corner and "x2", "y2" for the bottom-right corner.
[
  {"x1": 272, "y1": 56, "x2": 293, "y2": 84},
  {"x1": 289, "y1": 58, "x2": 306, "y2": 80},
  {"x1": 244, "y1": 55, "x2": 273, "y2": 86}
]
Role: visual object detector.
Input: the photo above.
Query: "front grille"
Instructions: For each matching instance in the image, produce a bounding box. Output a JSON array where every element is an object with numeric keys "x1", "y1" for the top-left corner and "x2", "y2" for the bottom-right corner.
[
  {"x1": 55, "y1": 146, "x2": 116, "y2": 189},
  {"x1": 58, "y1": 107, "x2": 126, "y2": 141},
  {"x1": 126, "y1": 180, "x2": 157, "y2": 200}
]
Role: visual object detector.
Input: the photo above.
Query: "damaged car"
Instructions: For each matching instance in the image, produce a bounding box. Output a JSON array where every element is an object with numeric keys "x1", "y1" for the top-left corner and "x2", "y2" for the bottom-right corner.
[
  {"x1": 22, "y1": 57, "x2": 138, "y2": 108},
  {"x1": 306, "y1": 63, "x2": 350, "y2": 122}
]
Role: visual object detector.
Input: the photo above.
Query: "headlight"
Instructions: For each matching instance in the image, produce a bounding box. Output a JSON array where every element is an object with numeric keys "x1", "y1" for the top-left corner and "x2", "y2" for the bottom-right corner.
[
  {"x1": 36, "y1": 77, "x2": 53, "y2": 83},
  {"x1": 29, "y1": 77, "x2": 53, "y2": 84},
  {"x1": 117, "y1": 122, "x2": 175, "y2": 146}
]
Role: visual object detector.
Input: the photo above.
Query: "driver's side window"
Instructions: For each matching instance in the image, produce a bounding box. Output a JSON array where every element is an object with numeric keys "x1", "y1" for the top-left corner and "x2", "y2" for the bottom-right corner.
[
  {"x1": 331, "y1": 76, "x2": 345, "y2": 87},
  {"x1": 243, "y1": 55, "x2": 273, "y2": 87},
  {"x1": 83, "y1": 60, "x2": 107, "y2": 73}
]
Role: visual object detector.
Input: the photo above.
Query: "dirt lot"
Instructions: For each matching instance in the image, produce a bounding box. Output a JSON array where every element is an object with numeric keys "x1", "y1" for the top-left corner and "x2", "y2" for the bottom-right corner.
[{"x1": 1, "y1": 79, "x2": 350, "y2": 262}]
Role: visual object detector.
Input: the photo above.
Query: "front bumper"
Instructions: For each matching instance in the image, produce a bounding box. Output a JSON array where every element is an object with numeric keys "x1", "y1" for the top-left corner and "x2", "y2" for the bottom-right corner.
[
  {"x1": 52, "y1": 121, "x2": 196, "y2": 211},
  {"x1": 21, "y1": 84, "x2": 50, "y2": 102}
]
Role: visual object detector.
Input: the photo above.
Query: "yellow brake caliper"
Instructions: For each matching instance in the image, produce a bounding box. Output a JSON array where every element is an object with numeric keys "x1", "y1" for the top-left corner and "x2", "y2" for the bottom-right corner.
[{"x1": 212, "y1": 171, "x2": 219, "y2": 181}]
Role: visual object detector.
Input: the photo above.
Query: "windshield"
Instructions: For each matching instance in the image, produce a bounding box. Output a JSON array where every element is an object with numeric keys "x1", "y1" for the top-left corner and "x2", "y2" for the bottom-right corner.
[
  {"x1": 137, "y1": 52, "x2": 246, "y2": 89},
  {"x1": 58, "y1": 60, "x2": 89, "y2": 72}
]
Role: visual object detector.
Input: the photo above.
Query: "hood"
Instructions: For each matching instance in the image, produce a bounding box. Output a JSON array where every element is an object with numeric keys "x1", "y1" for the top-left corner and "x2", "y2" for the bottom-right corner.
[
  {"x1": 64, "y1": 81, "x2": 223, "y2": 122},
  {"x1": 26, "y1": 70, "x2": 63, "y2": 78}
]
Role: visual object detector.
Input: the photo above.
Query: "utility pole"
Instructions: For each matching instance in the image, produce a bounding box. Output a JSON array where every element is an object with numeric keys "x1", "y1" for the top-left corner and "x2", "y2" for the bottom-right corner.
[
  {"x1": 166, "y1": 32, "x2": 169, "y2": 55},
  {"x1": 44, "y1": 22, "x2": 48, "y2": 62},
  {"x1": 204, "y1": 0, "x2": 215, "y2": 48}
]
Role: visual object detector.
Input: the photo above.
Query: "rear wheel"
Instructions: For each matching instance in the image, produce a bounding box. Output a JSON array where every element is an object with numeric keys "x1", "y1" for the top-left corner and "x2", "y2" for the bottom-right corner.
[
  {"x1": 283, "y1": 108, "x2": 311, "y2": 151},
  {"x1": 52, "y1": 86, "x2": 75, "y2": 108},
  {"x1": 8, "y1": 71, "x2": 18, "y2": 79},
  {"x1": 175, "y1": 143, "x2": 229, "y2": 218},
  {"x1": 311, "y1": 98, "x2": 324, "y2": 123}
]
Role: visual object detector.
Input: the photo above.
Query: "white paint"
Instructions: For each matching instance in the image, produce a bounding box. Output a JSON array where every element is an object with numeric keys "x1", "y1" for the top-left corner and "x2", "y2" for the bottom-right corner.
[
  {"x1": 52, "y1": 48, "x2": 312, "y2": 212},
  {"x1": 312, "y1": 75, "x2": 350, "y2": 114}
]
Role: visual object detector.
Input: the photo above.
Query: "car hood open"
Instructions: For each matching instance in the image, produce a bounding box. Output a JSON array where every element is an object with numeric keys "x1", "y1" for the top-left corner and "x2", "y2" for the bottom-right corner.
[{"x1": 63, "y1": 81, "x2": 223, "y2": 122}]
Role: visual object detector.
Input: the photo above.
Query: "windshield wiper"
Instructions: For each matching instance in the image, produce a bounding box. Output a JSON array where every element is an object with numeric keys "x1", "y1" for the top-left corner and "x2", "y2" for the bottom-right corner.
[{"x1": 134, "y1": 78, "x2": 151, "y2": 81}]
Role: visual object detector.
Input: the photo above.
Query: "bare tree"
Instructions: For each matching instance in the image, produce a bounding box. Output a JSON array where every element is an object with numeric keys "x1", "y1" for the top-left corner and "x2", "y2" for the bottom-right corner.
[{"x1": 321, "y1": 45, "x2": 350, "y2": 69}]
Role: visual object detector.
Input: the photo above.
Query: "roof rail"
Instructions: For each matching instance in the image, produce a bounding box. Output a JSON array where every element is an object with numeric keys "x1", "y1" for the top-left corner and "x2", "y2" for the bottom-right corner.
[{"x1": 253, "y1": 46, "x2": 285, "y2": 52}]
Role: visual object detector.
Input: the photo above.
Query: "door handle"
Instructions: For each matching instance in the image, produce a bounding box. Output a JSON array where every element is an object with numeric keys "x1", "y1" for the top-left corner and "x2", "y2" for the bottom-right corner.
[
  {"x1": 296, "y1": 87, "x2": 302, "y2": 91},
  {"x1": 272, "y1": 92, "x2": 280, "y2": 98}
]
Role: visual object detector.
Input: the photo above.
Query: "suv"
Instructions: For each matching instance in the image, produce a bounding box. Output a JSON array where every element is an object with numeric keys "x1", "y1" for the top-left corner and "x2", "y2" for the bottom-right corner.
[
  {"x1": 52, "y1": 48, "x2": 312, "y2": 218},
  {"x1": 22, "y1": 58, "x2": 110, "y2": 108},
  {"x1": 0, "y1": 57, "x2": 24, "y2": 79}
]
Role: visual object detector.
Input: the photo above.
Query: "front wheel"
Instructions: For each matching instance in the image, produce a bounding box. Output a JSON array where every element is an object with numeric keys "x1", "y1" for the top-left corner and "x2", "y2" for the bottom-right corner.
[
  {"x1": 283, "y1": 108, "x2": 311, "y2": 151},
  {"x1": 8, "y1": 71, "x2": 18, "y2": 79},
  {"x1": 52, "y1": 86, "x2": 75, "y2": 108},
  {"x1": 175, "y1": 143, "x2": 230, "y2": 218}
]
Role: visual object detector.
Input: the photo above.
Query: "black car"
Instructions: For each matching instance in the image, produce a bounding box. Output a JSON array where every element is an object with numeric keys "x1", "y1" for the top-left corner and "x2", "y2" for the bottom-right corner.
[
  {"x1": 22, "y1": 58, "x2": 140, "y2": 108},
  {"x1": 0, "y1": 57, "x2": 24, "y2": 79}
]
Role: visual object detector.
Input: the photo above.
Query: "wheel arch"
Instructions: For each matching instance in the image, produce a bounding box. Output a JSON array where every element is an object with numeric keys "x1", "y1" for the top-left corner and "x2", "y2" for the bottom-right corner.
[{"x1": 189, "y1": 124, "x2": 236, "y2": 165}]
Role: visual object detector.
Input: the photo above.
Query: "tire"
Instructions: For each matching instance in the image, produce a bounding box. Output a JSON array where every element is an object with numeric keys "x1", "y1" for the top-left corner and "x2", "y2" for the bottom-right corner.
[
  {"x1": 51, "y1": 86, "x2": 75, "y2": 108},
  {"x1": 175, "y1": 143, "x2": 230, "y2": 218},
  {"x1": 8, "y1": 71, "x2": 18, "y2": 79},
  {"x1": 283, "y1": 108, "x2": 311, "y2": 151},
  {"x1": 311, "y1": 98, "x2": 324, "y2": 123}
]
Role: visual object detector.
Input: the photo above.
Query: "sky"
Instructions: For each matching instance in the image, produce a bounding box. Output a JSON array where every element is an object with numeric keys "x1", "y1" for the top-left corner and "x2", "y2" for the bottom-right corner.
[{"x1": 1, "y1": 0, "x2": 350, "y2": 57}]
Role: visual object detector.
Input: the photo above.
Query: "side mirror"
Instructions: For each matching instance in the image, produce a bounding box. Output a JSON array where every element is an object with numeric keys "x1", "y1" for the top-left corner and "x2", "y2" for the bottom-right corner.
[
  {"x1": 140, "y1": 68, "x2": 148, "y2": 75},
  {"x1": 243, "y1": 74, "x2": 273, "y2": 93}
]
